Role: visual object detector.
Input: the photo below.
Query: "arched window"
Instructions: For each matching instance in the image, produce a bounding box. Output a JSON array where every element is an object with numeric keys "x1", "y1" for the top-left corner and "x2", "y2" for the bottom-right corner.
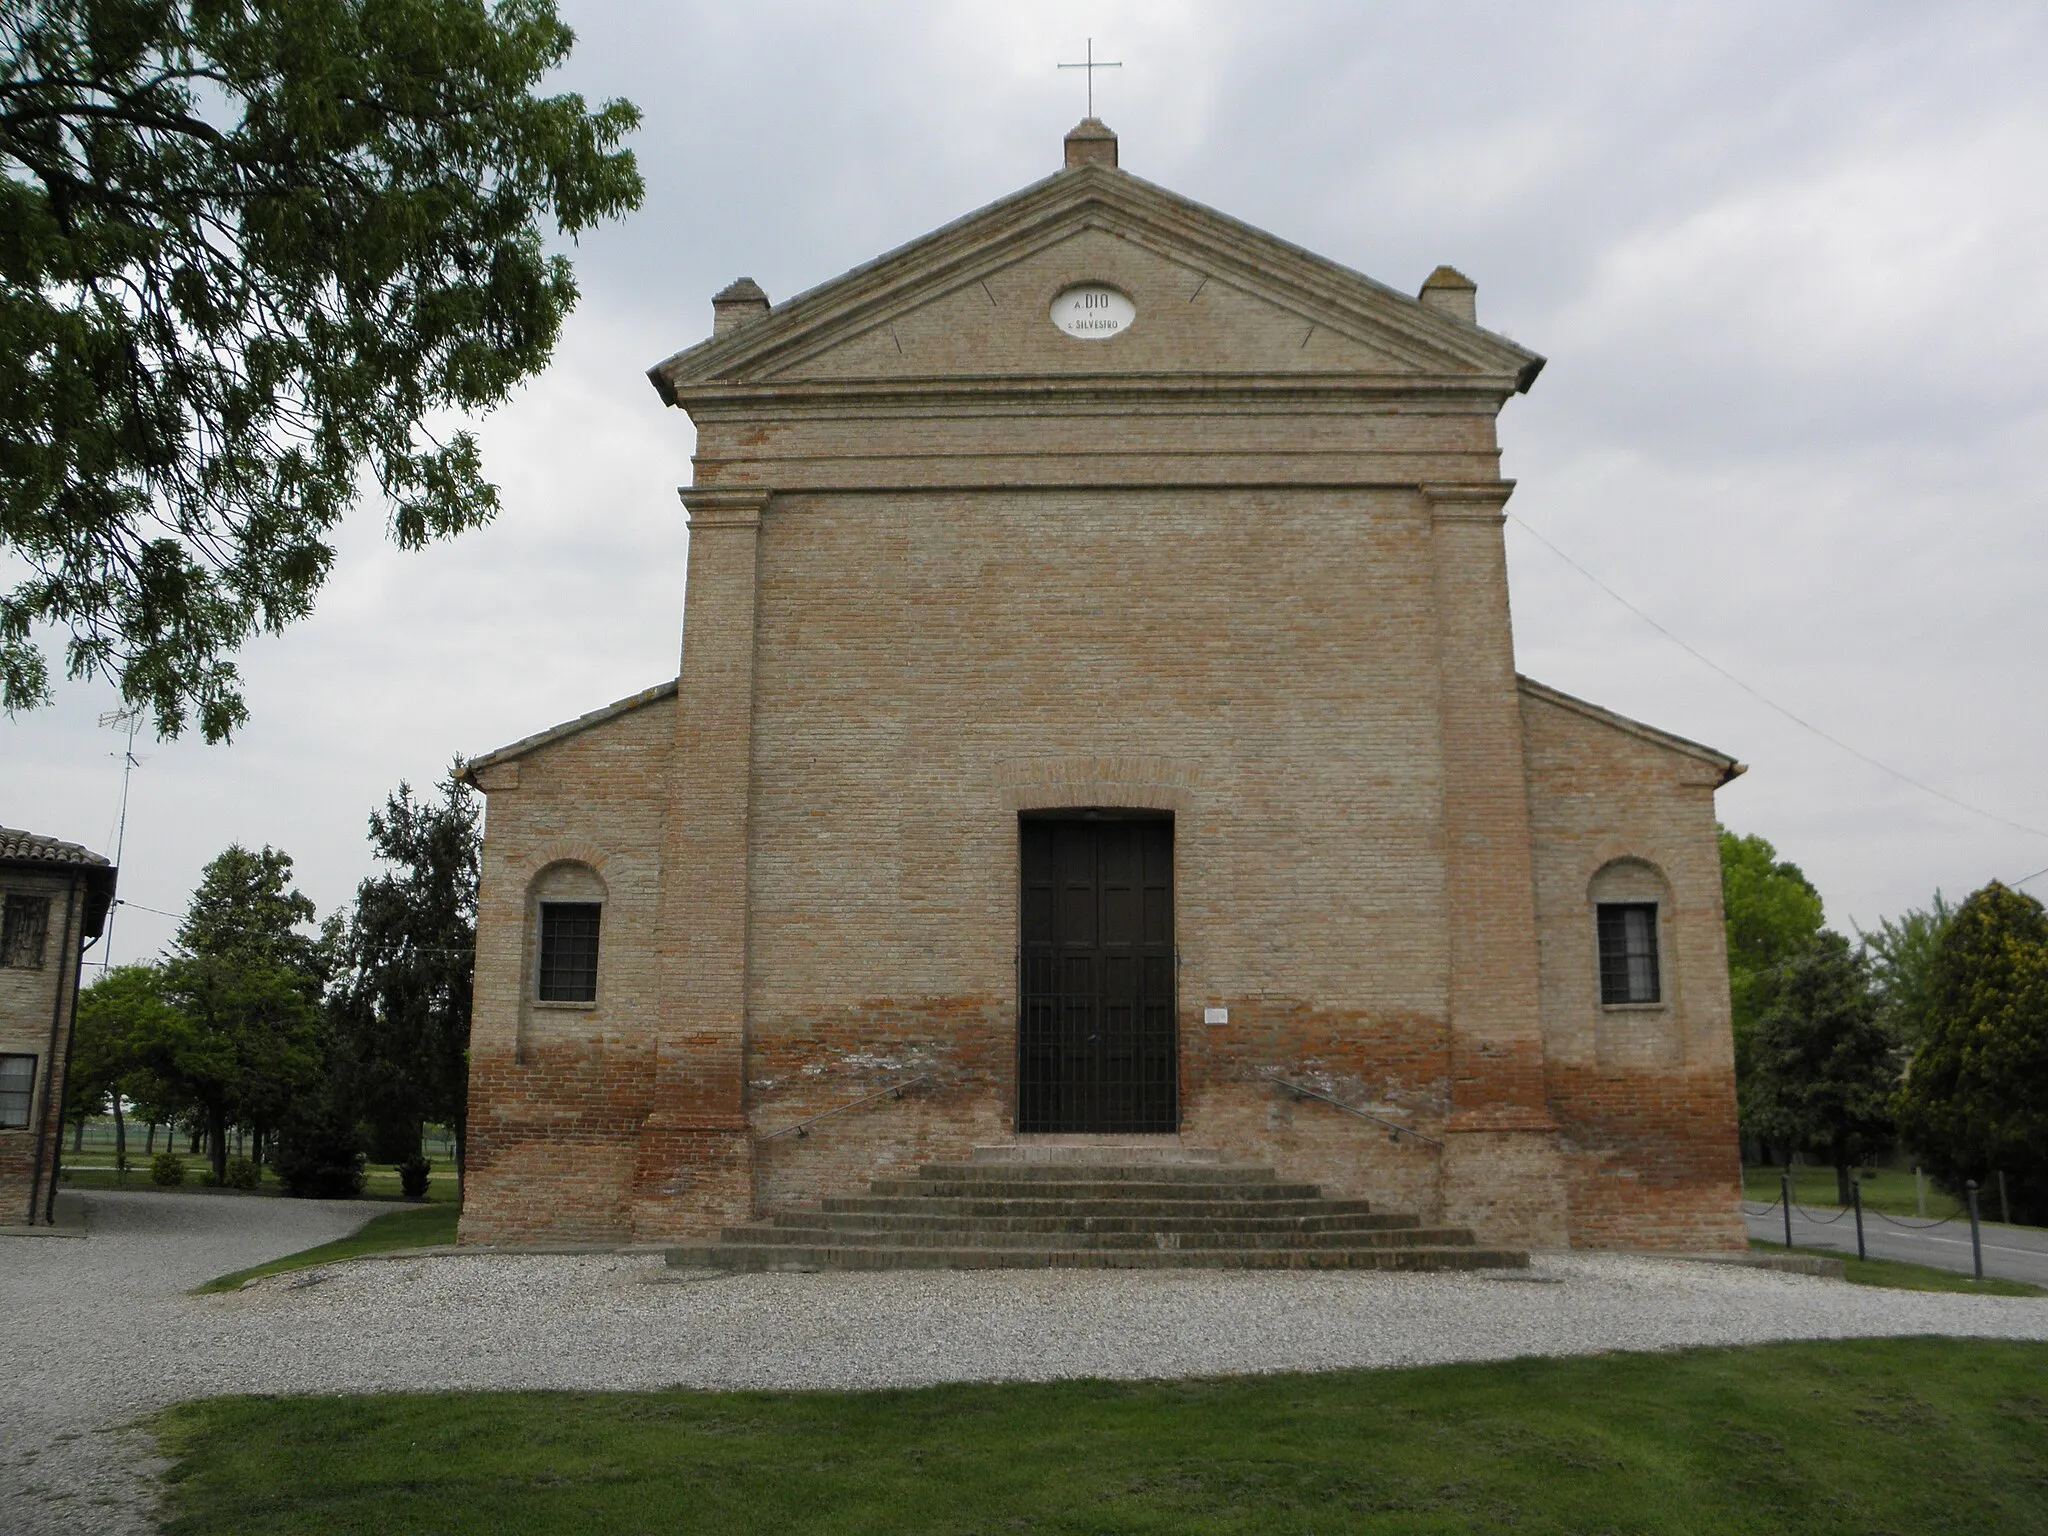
[
  {"x1": 1588, "y1": 860, "x2": 1670, "y2": 1007},
  {"x1": 528, "y1": 862, "x2": 606, "y2": 1007}
]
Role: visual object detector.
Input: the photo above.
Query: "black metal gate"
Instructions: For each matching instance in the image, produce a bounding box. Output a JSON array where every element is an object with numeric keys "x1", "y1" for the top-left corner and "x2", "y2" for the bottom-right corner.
[{"x1": 1017, "y1": 813, "x2": 1177, "y2": 1133}]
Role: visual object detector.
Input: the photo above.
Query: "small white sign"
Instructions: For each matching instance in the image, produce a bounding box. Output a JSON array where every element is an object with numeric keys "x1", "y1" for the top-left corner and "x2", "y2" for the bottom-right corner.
[
  {"x1": 1051, "y1": 283, "x2": 1135, "y2": 340},
  {"x1": 1203, "y1": 1006, "x2": 1228, "y2": 1025}
]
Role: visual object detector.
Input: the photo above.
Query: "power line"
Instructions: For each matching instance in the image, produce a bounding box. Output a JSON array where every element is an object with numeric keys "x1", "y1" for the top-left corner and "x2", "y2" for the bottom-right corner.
[
  {"x1": 1505, "y1": 513, "x2": 2048, "y2": 843},
  {"x1": 112, "y1": 898, "x2": 184, "y2": 921}
]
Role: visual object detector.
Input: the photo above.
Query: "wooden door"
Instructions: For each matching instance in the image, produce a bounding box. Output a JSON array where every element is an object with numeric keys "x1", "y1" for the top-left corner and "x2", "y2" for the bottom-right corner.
[{"x1": 1018, "y1": 815, "x2": 1177, "y2": 1132}]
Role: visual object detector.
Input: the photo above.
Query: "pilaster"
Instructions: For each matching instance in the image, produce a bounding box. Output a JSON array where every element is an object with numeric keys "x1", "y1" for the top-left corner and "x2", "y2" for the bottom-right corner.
[
  {"x1": 632, "y1": 487, "x2": 767, "y2": 1240},
  {"x1": 1427, "y1": 482, "x2": 1568, "y2": 1246}
]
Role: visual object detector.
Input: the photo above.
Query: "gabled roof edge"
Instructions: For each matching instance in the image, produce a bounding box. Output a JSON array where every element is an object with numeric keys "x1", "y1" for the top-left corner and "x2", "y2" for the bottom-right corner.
[
  {"x1": 461, "y1": 680, "x2": 679, "y2": 785},
  {"x1": 1517, "y1": 675, "x2": 1746, "y2": 785},
  {"x1": 649, "y1": 162, "x2": 1543, "y2": 399}
]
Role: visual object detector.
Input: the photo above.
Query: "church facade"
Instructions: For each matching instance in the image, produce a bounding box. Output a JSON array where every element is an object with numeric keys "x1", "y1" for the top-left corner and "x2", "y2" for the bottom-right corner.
[{"x1": 457, "y1": 121, "x2": 1747, "y2": 1253}]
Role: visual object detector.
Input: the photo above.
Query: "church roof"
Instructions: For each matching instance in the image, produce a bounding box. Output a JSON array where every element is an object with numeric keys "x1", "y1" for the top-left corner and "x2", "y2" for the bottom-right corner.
[
  {"x1": 460, "y1": 680, "x2": 678, "y2": 784},
  {"x1": 1517, "y1": 676, "x2": 1746, "y2": 784},
  {"x1": 649, "y1": 121, "x2": 1543, "y2": 402}
]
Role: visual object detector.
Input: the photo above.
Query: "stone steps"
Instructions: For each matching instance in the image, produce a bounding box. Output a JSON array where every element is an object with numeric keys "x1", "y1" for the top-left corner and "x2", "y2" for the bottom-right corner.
[
  {"x1": 662, "y1": 1242, "x2": 1521, "y2": 1273},
  {"x1": 821, "y1": 1195, "x2": 1382, "y2": 1219},
  {"x1": 733, "y1": 1223, "x2": 1476, "y2": 1251},
  {"x1": 774, "y1": 1208, "x2": 1422, "y2": 1235},
  {"x1": 665, "y1": 1152, "x2": 1527, "y2": 1274},
  {"x1": 865, "y1": 1177, "x2": 1328, "y2": 1200}
]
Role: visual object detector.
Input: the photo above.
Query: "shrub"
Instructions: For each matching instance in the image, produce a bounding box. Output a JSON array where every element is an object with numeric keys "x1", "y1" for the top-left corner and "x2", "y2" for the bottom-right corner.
[
  {"x1": 397, "y1": 1155, "x2": 432, "y2": 1199},
  {"x1": 196, "y1": 1169, "x2": 220, "y2": 1187},
  {"x1": 223, "y1": 1156, "x2": 260, "y2": 1190},
  {"x1": 150, "y1": 1151, "x2": 186, "y2": 1186},
  {"x1": 274, "y1": 1106, "x2": 366, "y2": 1199}
]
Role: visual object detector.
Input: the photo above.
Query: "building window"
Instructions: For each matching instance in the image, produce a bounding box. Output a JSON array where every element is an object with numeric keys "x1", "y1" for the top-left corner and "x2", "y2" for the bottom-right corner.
[
  {"x1": 0, "y1": 1055, "x2": 34, "y2": 1128},
  {"x1": 2, "y1": 895, "x2": 49, "y2": 969},
  {"x1": 537, "y1": 902, "x2": 601, "y2": 1003},
  {"x1": 1597, "y1": 903, "x2": 1661, "y2": 1004}
]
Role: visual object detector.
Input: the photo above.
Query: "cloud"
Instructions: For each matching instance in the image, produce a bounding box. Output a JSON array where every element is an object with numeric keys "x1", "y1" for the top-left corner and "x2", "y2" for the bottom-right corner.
[{"x1": 8, "y1": 0, "x2": 2046, "y2": 956}]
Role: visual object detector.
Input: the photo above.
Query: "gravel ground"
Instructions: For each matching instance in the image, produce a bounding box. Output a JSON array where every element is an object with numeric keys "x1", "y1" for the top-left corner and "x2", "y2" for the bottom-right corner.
[{"x1": 8, "y1": 1189, "x2": 2048, "y2": 1534}]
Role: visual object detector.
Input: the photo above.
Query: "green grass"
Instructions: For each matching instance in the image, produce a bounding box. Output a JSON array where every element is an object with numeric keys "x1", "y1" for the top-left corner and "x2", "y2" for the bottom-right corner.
[
  {"x1": 192, "y1": 1203, "x2": 462, "y2": 1294},
  {"x1": 1741, "y1": 1164, "x2": 2017, "y2": 1223},
  {"x1": 150, "y1": 1338, "x2": 2048, "y2": 1535},
  {"x1": 58, "y1": 1159, "x2": 462, "y2": 1203},
  {"x1": 1747, "y1": 1239, "x2": 2045, "y2": 1297}
]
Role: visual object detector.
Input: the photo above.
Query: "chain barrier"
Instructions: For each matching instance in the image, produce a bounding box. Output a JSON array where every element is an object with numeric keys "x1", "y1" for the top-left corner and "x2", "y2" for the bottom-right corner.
[
  {"x1": 1872, "y1": 1205, "x2": 1968, "y2": 1230},
  {"x1": 1787, "y1": 1198, "x2": 1851, "y2": 1225},
  {"x1": 1742, "y1": 1198, "x2": 1782, "y2": 1217}
]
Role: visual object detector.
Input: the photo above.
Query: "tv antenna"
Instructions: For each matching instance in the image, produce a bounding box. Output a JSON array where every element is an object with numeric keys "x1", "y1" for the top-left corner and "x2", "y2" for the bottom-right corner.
[
  {"x1": 95, "y1": 705, "x2": 146, "y2": 971},
  {"x1": 1058, "y1": 38, "x2": 1122, "y2": 118}
]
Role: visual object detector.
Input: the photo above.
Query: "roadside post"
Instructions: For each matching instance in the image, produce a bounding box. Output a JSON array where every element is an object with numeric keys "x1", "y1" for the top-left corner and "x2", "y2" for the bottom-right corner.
[
  {"x1": 1966, "y1": 1181, "x2": 1984, "y2": 1279},
  {"x1": 1852, "y1": 1177, "x2": 1865, "y2": 1261},
  {"x1": 1781, "y1": 1171, "x2": 1794, "y2": 1250},
  {"x1": 1999, "y1": 1170, "x2": 2011, "y2": 1226}
]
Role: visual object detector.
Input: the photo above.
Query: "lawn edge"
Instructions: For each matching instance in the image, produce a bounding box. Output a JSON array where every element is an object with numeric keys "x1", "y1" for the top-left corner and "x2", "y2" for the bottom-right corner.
[{"x1": 191, "y1": 1204, "x2": 462, "y2": 1295}]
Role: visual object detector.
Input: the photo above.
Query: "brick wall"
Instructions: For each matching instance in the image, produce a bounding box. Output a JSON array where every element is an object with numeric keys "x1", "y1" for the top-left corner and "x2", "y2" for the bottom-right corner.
[
  {"x1": 1520, "y1": 687, "x2": 1747, "y2": 1251},
  {"x1": 459, "y1": 696, "x2": 673, "y2": 1245},
  {"x1": 0, "y1": 868, "x2": 84, "y2": 1226},
  {"x1": 459, "y1": 159, "x2": 1744, "y2": 1252}
]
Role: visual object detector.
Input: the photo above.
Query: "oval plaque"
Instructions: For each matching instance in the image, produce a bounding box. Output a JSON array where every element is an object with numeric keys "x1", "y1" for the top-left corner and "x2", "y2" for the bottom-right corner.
[{"x1": 1050, "y1": 283, "x2": 1135, "y2": 340}]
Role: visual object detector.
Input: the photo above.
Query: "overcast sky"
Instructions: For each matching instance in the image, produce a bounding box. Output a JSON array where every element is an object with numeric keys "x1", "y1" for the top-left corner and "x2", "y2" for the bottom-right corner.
[{"x1": 9, "y1": 0, "x2": 2048, "y2": 968}]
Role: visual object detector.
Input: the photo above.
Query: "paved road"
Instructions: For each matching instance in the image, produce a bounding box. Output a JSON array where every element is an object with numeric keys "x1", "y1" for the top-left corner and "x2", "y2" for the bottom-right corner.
[{"x1": 1744, "y1": 1201, "x2": 2048, "y2": 1286}]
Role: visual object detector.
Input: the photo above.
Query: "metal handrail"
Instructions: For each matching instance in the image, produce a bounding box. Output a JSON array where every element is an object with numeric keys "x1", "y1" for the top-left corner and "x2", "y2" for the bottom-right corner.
[
  {"x1": 760, "y1": 1075, "x2": 932, "y2": 1142},
  {"x1": 1256, "y1": 1071, "x2": 1444, "y2": 1149}
]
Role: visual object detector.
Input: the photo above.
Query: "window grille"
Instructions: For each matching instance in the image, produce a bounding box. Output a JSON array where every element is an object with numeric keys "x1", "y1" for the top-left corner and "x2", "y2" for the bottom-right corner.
[
  {"x1": 2, "y1": 894, "x2": 49, "y2": 969},
  {"x1": 1597, "y1": 903, "x2": 1661, "y2": 1004},
  {"x1": 537, "y1": 902, "x2": 601, "y2": 1003},
  {"x1": 0, "y1": 1054, "x2": 34, "y2": 1128}
]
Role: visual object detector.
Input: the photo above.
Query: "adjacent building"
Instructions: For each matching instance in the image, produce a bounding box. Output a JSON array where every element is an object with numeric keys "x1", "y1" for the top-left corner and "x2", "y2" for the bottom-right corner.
[{"x1": 0, "y1": 827, "x2": 116, "y2": 1226}]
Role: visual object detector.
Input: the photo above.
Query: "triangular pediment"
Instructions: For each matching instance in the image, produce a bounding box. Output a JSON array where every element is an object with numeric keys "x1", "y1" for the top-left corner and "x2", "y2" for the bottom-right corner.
[{"x1": 649, "y1": 163, "x2": 1543, "y2": 402}]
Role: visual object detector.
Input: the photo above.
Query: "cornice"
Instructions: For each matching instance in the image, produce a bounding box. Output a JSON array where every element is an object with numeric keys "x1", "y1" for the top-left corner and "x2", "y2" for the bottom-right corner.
[
  {"x1": 677, "y1": 487, "x2": 770, "y2": 527},
  {"x1": 669, "y1": 373, "x2": 1527, "y2": 419},
  {"x1": 1424, "y1": 482, "x2": 1516, "y2": 521}
]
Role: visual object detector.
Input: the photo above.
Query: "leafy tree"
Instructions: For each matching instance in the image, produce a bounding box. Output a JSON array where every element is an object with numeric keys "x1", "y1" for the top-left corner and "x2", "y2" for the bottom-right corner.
[
  {"x1": 1746, "y1": 931, "x2": 1898, "y2": 1205},
  {"x1": 1, "y1": 0, "x2": 642, "y2": 740},
  {"x1": 1860, "y1": 892, "x2": 1954, "y2": 1049},
  {"x1": 67, "y1": 962, "x2": 187, "y2": 1169},
  {"x1": 330, "y1": 772, "x2": 479, "y2": 1184},
  {"x1": 158, "y1": 844, "x2": 329, "y2": 1178},
  {"x1": 1719, "y1": 827, "x2": 1826, "y2": 1135},
  {"x1": 1896, "y1": 882, "x2": 2048, "y2": 1223}
]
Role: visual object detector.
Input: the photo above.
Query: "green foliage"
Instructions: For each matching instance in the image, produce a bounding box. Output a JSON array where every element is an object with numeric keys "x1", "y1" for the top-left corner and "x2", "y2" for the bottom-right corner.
[
  {"x1": 150, "y1": 1149, "x2": 185, "y2": 1185},
  {"x1": 150, "y1": 1340, "x2": 2048, "y2": 1534},
  {"x1": 397, "y1": 1154, "x2": 431, "y2": 1199},
  {"x1": 222, "y1": 1154, "x2": 260, "y2": 1189},
  {"x1": 0, "y1": 0, "x2": 643, "y2": 739},
  {"x1": 1895, "y1": 881, "x2": 2048, "y2": 1223},
  {"x1": 1746, "y1": 931, "x2": 1898, "y2": 1200},
  {"x1": 330, "y1": 773, "x2": 479, "y2": 1180},
  {"x1": 1719, "y1": 827, "x2": 1826, "y2": 1127},
  {"x1": 1860, "y1": 891, "x2": 1955, "y2": 1048},
  {"x1": 273, "y1": 1097, "x2": 364, "y2": 1198},
  {"x1": 155, "y1": 845, "x2": 330, "y2": 1180},
  {"x1": 68, "y1": 961, "x2": 186, "y2": 1127}
]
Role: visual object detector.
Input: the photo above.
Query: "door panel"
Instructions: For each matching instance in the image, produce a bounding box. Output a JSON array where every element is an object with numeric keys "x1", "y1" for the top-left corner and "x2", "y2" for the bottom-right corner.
[{"x1": 1018, "y1": 815, "x2": 1177, "y2": 1133}]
